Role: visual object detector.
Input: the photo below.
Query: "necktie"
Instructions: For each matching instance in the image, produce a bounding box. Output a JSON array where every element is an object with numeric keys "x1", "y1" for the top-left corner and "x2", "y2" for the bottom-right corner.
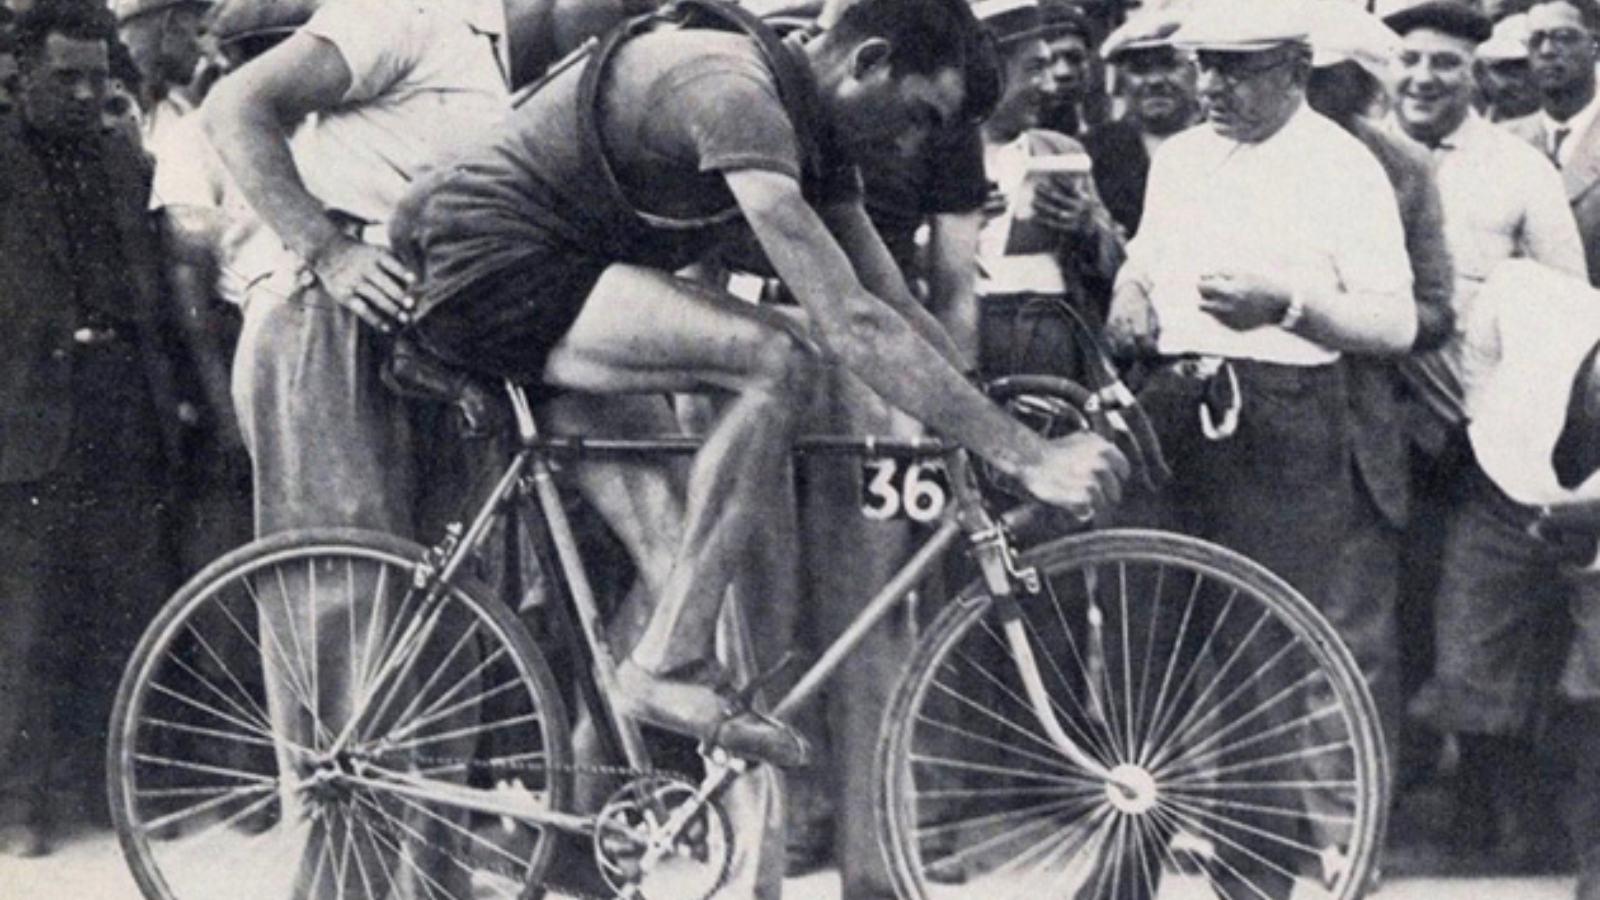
[{"x1": 1552, "y1": 125, "x2": 1572, "y2": 167}]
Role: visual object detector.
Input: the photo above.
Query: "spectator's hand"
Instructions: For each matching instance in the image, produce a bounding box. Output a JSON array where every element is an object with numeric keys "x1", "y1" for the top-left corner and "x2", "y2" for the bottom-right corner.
[
  {"x1": 1016, "y1": 432, "x2": 1132, "y2": 522},
  {"x1": 1032, "y1": 176, "x2": 1099, "y2": 236},
  {"x1": 310, "y1": 235, "x2": 416, "y2": 332},
  {"x1": 1106, "y1": 280, "x2": 1161, "y2": 359},
  {"x1": 1197, "y1": 270, "x2": 1292, "y2": 332}
]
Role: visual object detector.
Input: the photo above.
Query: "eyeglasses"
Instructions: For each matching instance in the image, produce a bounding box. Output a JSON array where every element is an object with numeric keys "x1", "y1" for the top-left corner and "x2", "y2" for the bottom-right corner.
[
  {"x1": 1194, "y1": 50, "x2": 1296, "y2": 86},
  {"x1": 1529, "y1": 27, "x2": 1592, "y2": 50}
]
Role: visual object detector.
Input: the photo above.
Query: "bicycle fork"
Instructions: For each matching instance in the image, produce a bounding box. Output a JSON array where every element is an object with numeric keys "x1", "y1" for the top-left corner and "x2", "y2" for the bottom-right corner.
[{"x1": 953, "y1": 466, "x2": 1138, "y2": 799}]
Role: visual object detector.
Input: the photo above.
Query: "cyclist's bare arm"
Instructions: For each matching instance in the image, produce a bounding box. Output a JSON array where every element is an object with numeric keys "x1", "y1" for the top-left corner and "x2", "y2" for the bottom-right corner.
[
  {"x1": 202, "y1": 33, "x2": 413, "y2": 329},
  {"x1": 818, "y1": 196, "x2": 969, "y2": 369},
  {"x1": 725, "y1": 167, "x2": 1129, "y2": 515}
]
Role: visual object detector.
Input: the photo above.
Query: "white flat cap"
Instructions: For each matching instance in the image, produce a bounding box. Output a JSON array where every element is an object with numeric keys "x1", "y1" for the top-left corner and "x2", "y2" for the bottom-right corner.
[
  {"x1": 1307, "y1": 0, "x2": 1400, "y2": 76},
  {"x1": 1478, "y1": 13, "x2": 1530, "y2": 62},
  {"x1": 1101, "y1": 8, "x2": 1186, "y2": 61},
  {"x1": 1174, "y1": 0, "x2": 1312, "y2": 51}
]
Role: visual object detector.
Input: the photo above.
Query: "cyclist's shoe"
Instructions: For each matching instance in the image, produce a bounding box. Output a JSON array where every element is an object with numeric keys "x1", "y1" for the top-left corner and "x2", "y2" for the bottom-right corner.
[{"x1": 615, "y1": 659, "x2": 810, "y2": 768}]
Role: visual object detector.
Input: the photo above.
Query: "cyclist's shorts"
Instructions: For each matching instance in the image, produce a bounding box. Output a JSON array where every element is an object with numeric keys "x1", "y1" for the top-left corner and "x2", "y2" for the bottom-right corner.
[{"x1": 410, "y1": 248, "x2": 608, "y2": 385}]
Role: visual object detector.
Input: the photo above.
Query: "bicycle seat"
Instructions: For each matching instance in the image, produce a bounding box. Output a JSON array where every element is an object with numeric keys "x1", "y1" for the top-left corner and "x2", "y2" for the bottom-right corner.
[{"x1": 382, "y1": 337, "x2": 504, "y2": 438}]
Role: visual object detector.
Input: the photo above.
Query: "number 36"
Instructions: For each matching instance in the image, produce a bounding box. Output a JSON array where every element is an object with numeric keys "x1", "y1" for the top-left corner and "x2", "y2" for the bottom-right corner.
[{"x1": 861, "y1": 458, "x2": 949, "y2": 523}]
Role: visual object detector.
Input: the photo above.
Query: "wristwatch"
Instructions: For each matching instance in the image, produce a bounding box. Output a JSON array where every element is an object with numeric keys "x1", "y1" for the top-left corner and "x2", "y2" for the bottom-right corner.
[{"x1": 1278, "y1": 292, "x2": 1306, "y2": 330}]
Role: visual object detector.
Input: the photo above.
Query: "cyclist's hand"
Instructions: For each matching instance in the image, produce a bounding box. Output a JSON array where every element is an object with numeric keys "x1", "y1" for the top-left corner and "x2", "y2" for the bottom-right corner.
[
  {"x1": 1106, "y1": 280, "x2": 1160, "y2": 359},
  {"x1": 310, "y1": 235, "x2": 416, "y2": 332},
  {"x1": 1017, "y1": 432, "x2": 1131, "y2": 522}
]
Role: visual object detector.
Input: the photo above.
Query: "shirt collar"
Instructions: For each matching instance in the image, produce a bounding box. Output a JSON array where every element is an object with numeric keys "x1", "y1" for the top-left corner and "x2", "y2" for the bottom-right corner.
[
  {"x1": 1432, "y1": 109, "x2": 1489, "y2": 155},
  {"x1": 1543, "y1": 88, "x2": 1600, "y2": 146}
]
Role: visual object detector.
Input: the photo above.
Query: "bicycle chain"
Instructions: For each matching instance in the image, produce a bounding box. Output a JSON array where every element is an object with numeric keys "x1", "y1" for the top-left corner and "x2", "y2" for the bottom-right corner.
[{"x1": 374, "y1": 749, "x2": 705, "y2": 900}]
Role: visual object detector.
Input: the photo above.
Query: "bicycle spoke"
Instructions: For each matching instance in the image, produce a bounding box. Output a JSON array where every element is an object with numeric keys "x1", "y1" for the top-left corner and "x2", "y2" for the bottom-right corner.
[
  {"x1": 914, "y1": 704, "x2": 1093, "y2": 782},
  {"x1": 379, "y1": 616, "x2": 489, "y2": 744},
  {"x1": 961, "y1": 620, "x2": 1122, "y2": 768},
  {"x1": 1030, "y1": 584, "x2": 1128, "y2": 765},
  {"x1": 1137, "y1": 570, "x2": 1208, "y2": 768},
  {"x1": 1154, "y1": 635, "x2": 1311, "y2": 772},
  {"x1": 1145, "y1": 596, "x2": 1274, "y2": 772}
]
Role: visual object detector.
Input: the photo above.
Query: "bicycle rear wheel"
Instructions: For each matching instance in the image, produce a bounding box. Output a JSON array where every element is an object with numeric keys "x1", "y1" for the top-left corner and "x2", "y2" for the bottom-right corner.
[
  {"x1": 878, "y1": 529, "x2": 1386, "y2": 900},
  {"x1": 109, "y1": 528, "x2": 571, "y2": 900}
]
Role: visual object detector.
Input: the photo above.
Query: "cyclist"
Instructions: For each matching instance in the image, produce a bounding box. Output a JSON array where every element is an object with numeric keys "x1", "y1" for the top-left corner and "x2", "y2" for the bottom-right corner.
[{"x1": 396, "y1": 0, "x2": 1129, "y2": 768}]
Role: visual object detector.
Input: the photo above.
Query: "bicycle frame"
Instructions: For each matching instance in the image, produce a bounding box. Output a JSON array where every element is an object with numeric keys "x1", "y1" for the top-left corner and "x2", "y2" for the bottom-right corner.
[{"x1": 368, "y1": 381, "x2": 1114, "y2": 836}]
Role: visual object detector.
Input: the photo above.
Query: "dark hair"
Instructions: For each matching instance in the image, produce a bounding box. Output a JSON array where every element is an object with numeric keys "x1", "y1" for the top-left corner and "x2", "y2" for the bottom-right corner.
[
  {"x1": 14, "y1": 0, "x2": 117, "y2": 66},
  {"x1": 831, "y1": 0, "x2": 1002, "y2": 120},
  {"x1": 1530, "y1": 0, "x2": 1600, "y2": 33}
]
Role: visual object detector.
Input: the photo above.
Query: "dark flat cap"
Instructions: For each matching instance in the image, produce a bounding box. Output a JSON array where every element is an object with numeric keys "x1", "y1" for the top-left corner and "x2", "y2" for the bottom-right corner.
[{"x1": 1382, "y1": 0, "x2": 1492, "y2": 43}]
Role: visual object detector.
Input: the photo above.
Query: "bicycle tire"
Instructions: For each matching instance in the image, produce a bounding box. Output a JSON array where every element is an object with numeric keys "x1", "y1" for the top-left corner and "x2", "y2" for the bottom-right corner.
[
  {"x1": 878, "y1": 528, "x2": 1387, "y2": 900},
  {"x1": 108, "y1": 528, "x2": 572, "y2": 900}
]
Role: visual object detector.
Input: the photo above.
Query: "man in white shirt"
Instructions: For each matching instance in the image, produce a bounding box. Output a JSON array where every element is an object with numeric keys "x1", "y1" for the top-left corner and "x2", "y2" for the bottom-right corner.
[
  {"x1": 203, "y1": 3, "x2": 512, "y2": 895},
  {"x1": 1104, "y1": 2, "x2": 1415, "y2": 895},
  {"x1": 1505, "y1": 0, "x2": 1600, "y2": 284},
  {"x1": 1107, "y1": 0, "x2": 1414, "y2": 612},
  {"x1": 1386, "y1": 0, "x2": 1589, "y2": 867}
]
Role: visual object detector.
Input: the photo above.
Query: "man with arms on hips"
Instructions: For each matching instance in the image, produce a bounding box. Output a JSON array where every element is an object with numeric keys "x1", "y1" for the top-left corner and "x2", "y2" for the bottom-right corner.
[{"x1": 203, "y1": 0, "x2": 512, "y2": 538}]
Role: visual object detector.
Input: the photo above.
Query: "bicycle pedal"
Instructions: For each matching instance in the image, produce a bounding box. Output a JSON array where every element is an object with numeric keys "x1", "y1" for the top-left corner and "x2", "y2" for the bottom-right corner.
[{"x1": 724, "y1": 652, "x2": 801, "y2": 713}]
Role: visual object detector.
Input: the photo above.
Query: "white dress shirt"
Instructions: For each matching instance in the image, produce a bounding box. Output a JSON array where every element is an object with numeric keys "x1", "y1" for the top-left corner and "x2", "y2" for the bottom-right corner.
[
  {"x1": 288, "y1": 0, "x2": 511, "y2": 231},
  {"x1": 1118, "y1": 102, "x2": 1414, "y2": 365},
  {"x1": 1405, "y1": 111, "x2": 1588, "y2": 421}
]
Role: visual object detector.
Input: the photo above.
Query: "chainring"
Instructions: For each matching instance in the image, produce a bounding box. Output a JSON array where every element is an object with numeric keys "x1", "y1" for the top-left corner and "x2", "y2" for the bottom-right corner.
[{"x1": 593, "y1": 773, "x2": 733, "y2": 900}]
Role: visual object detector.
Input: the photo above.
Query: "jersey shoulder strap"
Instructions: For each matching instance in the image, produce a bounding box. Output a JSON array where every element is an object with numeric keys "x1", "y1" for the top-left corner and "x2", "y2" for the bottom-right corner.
[{"x1": 571, "y1": 0, "x2": 829, "y2": 228}]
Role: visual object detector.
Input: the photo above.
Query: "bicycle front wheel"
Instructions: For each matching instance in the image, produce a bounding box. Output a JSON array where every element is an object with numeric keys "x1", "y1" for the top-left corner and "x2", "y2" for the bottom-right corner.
[
  {"x1": 879, "y1": 529, "x2": 1386, "y2": 900},
  {"x1": 109, "y1": 528, "x2": 571, "y2": 900}
]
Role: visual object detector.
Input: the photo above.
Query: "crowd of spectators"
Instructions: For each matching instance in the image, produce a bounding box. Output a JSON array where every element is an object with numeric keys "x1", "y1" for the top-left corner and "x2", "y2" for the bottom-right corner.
[{"x1": 0, "y1": 1, "x2": 1598, "y2": 900}]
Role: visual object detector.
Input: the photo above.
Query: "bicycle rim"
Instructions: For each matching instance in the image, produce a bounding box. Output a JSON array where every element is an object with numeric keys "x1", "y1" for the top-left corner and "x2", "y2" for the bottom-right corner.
[
  {"x1": 109, "y1": 528, "x2": 571, "y2": 900},
  {"x1": 879, "y1": 529, "x2": 1387, "y2": 900}
]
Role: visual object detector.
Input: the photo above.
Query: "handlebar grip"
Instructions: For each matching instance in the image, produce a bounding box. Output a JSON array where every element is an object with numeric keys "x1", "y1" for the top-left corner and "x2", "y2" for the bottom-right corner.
[{"x1": 984, "y1": 374, "x2": 1169, "y2": 493}]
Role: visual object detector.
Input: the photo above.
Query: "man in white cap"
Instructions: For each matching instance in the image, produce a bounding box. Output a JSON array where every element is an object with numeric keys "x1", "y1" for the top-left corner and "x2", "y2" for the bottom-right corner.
[
  {"x1": 1106, "y1": 2, "x2": 1415, "y2": 890},
  {"x1": 1081, "y1": 9, "x2": 1198, "y2": 236},
  {"x1": 1477, "y1": 12, "x2": 1541, "y2": 121},
  {"x1": 1108, "y1": 0, "x2": 1415, "y2": 623}
]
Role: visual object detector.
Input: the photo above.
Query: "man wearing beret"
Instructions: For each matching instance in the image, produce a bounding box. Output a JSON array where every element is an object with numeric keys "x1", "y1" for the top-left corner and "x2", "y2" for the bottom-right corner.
[
  {"x1": 1106, "y1": 0, "x2": 1417, "y2": 893},
  {"x1": 1385, "y1": 0, "x2": 1588, "y2": 870}
]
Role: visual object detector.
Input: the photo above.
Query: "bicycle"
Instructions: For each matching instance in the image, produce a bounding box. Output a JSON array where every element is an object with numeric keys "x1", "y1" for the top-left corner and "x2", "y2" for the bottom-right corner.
[{"x1": 107, "y1": 347, "x2": 1388, "y2": 900}]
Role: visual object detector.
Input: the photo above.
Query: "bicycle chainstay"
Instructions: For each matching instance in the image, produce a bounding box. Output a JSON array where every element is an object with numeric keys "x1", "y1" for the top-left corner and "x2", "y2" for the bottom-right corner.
[{"x1": 363, "y1": 747, "x2": 713, "y2": 900}]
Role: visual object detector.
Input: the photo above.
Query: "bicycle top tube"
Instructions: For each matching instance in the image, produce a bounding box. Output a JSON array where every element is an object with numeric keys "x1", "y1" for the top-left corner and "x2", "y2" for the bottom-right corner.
[{"x1": 519, "y1": 433, "x2": 957, "y2": 458}]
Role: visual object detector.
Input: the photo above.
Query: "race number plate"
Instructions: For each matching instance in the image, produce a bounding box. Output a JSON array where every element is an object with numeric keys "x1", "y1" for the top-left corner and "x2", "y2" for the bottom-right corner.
[{"x1": 861, "y1": 458, "x2": 950, "y2": 523}]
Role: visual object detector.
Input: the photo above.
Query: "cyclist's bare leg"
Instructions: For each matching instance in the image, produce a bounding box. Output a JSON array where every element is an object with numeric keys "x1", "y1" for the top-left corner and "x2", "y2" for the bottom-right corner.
[{"x1": 541, "y1": 263, "x2": 815, "y2": 755}]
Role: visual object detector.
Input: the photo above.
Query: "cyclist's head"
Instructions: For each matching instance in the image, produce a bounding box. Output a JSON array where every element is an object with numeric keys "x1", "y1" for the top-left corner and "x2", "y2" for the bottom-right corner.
[{"x1": 814, "y1": 0, "x2": 1000, "y2": 158}]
